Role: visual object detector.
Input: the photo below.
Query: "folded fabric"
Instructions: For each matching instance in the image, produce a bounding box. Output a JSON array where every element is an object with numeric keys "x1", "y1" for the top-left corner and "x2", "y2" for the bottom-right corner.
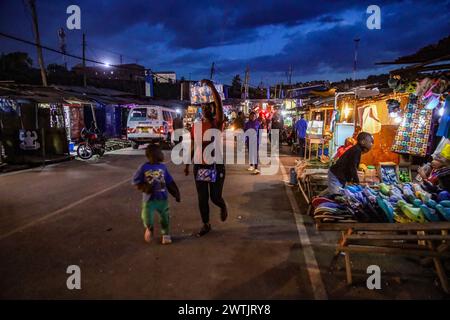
[
  {"x1": 438, "y1": 191, "x2": 450, "y2": 202},
  {"x1": 311, "y1": 197, "x2": 336, "y2": 208},
  {"x1": 316, "y1": 202, "x2": 346, "y2": 210},
  {"x1": 420, "y1": 205, "x2": 441, "y2": 222},
  {"x1": 397, "y1": 200, "x2": 425, "y2": 223},
  {"x1": 435, "y1": 204, "x2": 450, "y2": 221},
  {"x1": 377, "y1": 196, "x2": 395, "y2": 223}
]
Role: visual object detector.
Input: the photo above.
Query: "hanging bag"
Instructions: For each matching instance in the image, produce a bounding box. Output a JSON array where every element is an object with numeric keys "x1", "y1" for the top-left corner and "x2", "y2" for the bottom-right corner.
[{"x1": 196, "y1": 163, "x2": 217, "y2": 183}]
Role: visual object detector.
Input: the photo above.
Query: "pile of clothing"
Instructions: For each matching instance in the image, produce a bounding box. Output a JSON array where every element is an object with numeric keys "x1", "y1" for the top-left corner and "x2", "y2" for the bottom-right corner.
[{"x1": 313, "y1": 183, "x2": 450, "y2": 224}]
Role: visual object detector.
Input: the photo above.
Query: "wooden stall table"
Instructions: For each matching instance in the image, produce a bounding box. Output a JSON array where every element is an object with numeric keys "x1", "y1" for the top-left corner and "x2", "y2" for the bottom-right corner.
[
  {"x1": 306, "y1": 137, "x2": 323, "y2": 160},
  {"x1": 306, "y1": 138, "x2": 330, "y2": 161},
  {"x1": 316, "y1": 222, "x2": 450, "y2": 293}
]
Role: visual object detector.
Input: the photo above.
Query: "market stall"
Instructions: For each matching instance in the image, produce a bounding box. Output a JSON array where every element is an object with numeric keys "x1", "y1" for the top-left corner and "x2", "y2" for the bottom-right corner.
[
  {"x1": 305, "y1": 75, "x2": 450, "y2": 292},
  {"x1": 0, "y1": 96, "x2": 70, "y2": 164},
  {"x1": 303, "y1": 104, "x2": 334, "y2": 160}
]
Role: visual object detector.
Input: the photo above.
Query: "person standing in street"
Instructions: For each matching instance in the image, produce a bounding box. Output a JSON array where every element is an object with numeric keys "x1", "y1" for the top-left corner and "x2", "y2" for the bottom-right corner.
[
  {"x1": 184, "y1": 79, "x2": 228, "y2": 237},
  {"x1": 234, "y1": 111, "x2": 246, "y2": 153},
  {"x1": 234, "y1": 111, "x2": 245, "y2": 130},
  {"x1": 271, "y1": 110, "x2": 284, "y2": 147},
  {"x1": 294, "y1": 114, "x2": 308, "y2": 158},
  {"x1": 245, "y1": 111, "x2": 262, "y2": 175},
  {"x1": 172, "y1": 113, "x2": 184, "y2": 144},
  {"x1": 173, "y1": 113, "x2": 184, "y2": 130}
]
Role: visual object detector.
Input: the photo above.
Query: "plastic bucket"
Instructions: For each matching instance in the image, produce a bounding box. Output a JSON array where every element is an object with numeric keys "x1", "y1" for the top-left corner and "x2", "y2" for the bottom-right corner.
[{"x1": 290, "y1": 168, "x2": 297, "y2": 185}]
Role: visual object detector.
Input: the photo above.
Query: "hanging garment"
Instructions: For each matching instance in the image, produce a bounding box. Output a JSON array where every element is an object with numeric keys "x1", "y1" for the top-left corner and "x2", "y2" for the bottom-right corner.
[
  {"x1": 437, "y1": 96, "x2": 450, "y2": 138},
  {"x1": 423, "y1": 93, "x2": 440, "y2": 110},
  {"x1": 392, "y1": 97, "x2": 433, "y2": 157},
  {"x1": 426, "y1": 109, "x2": 441, "y2": 155},
  {"x1": 362, "y1": 105, "x2": 382, "y2": 134}
]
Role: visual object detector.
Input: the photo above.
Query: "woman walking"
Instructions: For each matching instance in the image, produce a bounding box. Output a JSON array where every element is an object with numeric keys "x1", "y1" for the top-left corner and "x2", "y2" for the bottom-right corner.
[{"x1": 184, "y1": 79, "x2": 228, "y2": 237}]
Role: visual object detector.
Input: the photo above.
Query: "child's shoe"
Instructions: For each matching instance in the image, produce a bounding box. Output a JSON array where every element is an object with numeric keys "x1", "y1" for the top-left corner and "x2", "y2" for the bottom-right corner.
[
  {"x1": 161, "y1": 235, "x2": 172, "y2": 245},
  {"x1": 144, "y1": 227, "x2": 153, "y2": 243}
]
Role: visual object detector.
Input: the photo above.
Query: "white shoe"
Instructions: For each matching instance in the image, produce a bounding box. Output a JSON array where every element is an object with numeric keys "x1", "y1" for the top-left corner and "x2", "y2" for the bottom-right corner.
[
  {"x1": 161, "y1": 235, "x2": 172, "y2": 245},
  {"x1": 253, "y1": 169, "x2": 260, "y2": 175},
  {"x1": 247, "y1": 166, "x2": 255, "y2": 171}
]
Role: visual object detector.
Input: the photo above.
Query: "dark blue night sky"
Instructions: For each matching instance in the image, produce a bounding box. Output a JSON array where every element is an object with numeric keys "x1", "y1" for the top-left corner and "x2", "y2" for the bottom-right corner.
[{"x1": 1, "y1": 0, "x2": 449, "y2": 85}]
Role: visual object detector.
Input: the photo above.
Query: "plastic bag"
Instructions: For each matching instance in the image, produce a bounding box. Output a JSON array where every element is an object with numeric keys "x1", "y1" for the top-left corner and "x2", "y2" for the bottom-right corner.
[{"x1": 433, "y1": 137, "x2": 450, "y2": 159}]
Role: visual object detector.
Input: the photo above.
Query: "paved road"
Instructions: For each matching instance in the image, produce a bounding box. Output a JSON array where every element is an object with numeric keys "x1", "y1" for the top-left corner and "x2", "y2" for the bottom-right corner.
[{"x1": 0, "y1": 146, "x2": 447, "y2": 299}]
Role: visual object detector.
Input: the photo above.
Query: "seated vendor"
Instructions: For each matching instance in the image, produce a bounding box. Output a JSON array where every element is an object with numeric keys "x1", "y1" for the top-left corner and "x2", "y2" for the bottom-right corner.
[
  {"x1": 321, "y1": 132, "x2": 374, "y2": 195},
  {"x1": 417, "y1": 154, "x2": 450, "y2": 192}
]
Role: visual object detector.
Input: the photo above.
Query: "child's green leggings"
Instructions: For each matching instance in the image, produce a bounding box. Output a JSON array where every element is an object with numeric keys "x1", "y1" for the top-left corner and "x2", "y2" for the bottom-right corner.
[{"x1": 141, "y1": 200, "x2": 170, "y2": 235}]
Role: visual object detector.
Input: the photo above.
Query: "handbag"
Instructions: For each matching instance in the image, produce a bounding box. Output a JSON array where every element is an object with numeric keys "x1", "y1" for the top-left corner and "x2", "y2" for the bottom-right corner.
[{"x1": 196, "y1": 163, "x2": 217, "y2": 182}]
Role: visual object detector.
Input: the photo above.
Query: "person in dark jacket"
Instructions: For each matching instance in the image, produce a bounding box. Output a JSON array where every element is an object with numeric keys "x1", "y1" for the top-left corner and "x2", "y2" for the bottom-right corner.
[
  {"x1": 234, "y1": 111, "x2": 245, "y2": 130},
  {"x1": 245, "y1": 111, "x2": 262, "y2": 175},
  {"x1": 324, "y1": 132, "x2": 374, "y2": 195}
]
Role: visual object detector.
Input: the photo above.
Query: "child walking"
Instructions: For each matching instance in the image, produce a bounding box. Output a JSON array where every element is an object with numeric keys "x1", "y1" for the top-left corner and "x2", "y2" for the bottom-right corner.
[{"x1": 132, "y1": 144, "x2": 180, "y2": 244}]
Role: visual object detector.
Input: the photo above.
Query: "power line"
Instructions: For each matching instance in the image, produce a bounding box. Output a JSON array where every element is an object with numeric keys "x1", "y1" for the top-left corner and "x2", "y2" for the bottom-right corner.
[
  {"x1": 0, "y1": 31, "x2": 173, "y2": 83},
  {"x1": 86, "y1": 44, "x2": 140, "y2": 64}
]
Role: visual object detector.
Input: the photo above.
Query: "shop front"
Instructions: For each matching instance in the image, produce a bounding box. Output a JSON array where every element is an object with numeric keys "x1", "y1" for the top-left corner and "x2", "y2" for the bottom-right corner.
[
  {"x1": 0, "y1": 97, "x2": 70, "y2": 164},
  {"x1": 298, "y1": 77, "x2": 450, "y2": 292}
]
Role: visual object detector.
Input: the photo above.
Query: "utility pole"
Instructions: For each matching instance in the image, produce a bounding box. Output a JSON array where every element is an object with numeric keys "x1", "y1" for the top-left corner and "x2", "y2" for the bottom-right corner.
[
  {"x1": 82, "y1": 33, "x2": 87, "y2": 87},
  {"x1": 58, "y1": 27, "x2": 67, "y2": 69},
  {"x1": 180, "y1": 81, "x2": 184, "y2": 101},
  {"x1": 27, "y1": 0, "x2": 47, "y2": 86},
  {"x1": 210, "y1": 62, "x2": 215, "y2": 80},
  {"x1": 353, "y1": 38, "x2": 360, "y2": 87},
  {"x1": 286, "y1": 65, "x2": 293, "y2": 85},
  {"x1": 243, "y1": 66, "x2": 250, "y2": 99},
  {"x1": 120, "y1": 54, "x2": 123, "y2": 65}
]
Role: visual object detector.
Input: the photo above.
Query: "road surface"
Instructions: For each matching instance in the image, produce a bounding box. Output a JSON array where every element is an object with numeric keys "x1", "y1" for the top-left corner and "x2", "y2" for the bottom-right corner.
[{"x1": 0, "y1": 146, "x2": 447, "y2": 299}]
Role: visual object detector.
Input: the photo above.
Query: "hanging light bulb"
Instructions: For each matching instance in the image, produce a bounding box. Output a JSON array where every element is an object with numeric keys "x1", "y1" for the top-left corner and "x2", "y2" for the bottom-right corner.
[{"x1": 343, "y1": 103, "x2": 352, "y2": 119}]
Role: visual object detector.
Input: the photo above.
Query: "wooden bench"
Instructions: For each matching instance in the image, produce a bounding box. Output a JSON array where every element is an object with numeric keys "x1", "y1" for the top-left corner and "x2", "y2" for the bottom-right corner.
[{"x1": 316, "y1": 222, "x2": 450, "y2": 293}]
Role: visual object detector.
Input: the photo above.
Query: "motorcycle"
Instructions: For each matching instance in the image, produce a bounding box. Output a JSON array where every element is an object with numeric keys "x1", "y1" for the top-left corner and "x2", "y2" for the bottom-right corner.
[{"x1": 77, "y1": 128, "x2": 106, "y2": 160}]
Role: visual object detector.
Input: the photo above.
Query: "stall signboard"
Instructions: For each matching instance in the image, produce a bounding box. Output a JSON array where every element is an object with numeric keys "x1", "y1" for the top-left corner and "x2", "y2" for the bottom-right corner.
[{"x1": 190, "y1": 82, "x2": 225, "y2": 104}]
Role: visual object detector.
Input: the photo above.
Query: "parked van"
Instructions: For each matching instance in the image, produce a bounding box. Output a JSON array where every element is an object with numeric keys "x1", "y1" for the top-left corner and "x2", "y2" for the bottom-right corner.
[{"x1": 126, "y1": 105, "x2": 177, "y2": 149}]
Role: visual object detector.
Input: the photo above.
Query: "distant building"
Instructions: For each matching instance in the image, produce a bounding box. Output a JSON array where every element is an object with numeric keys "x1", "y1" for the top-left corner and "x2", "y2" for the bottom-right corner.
[
  {"x1": 153, "y1": 71, "x2": 176, "y2": 83},
  {"x1": 72, "y1": 63, "x2": 145, "y2": 81}
]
